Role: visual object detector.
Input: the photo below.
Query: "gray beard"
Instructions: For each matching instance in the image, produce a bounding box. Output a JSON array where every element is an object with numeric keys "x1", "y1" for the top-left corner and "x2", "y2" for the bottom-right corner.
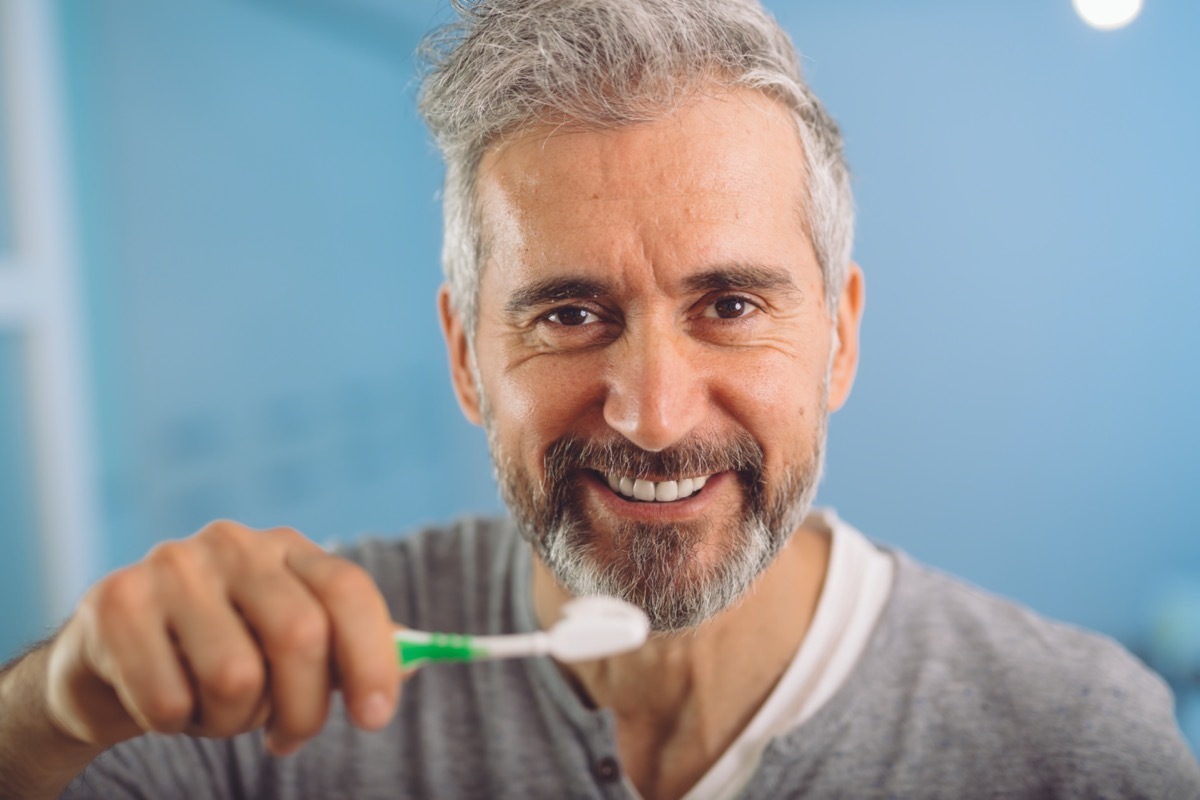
[
  {"x1": 484, "y1": 413, "x2": 828, "y2": 633},
  {"x1": 535, "y1": 493, "x2": 802, "y2": 633}
]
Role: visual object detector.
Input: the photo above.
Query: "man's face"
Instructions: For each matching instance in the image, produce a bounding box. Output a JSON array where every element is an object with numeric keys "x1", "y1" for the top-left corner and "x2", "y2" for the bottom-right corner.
[{"x1": 443, "y1": 89, "x2": 861, "y2": 631}]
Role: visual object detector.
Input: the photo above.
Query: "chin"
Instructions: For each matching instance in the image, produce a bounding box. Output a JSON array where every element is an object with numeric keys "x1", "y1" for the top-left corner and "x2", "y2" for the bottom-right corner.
[{"x1": 538, "y1": 513, "x2": 781, "y2": 633}]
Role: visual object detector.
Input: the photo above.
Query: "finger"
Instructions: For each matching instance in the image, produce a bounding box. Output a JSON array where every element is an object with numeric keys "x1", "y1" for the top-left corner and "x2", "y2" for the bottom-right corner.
[
  {"x1": 286, "y1": 549, "x2": 400, "y2": 732},
  {"x1": 159, "y1": 559, "x2": 268, "y2": 739},
  {"x1": 82, "y1": 567, "x2": 196, "y2": 737},
  {"x1": 229, "y1": 569, "x2": 332, "y2": 755}
]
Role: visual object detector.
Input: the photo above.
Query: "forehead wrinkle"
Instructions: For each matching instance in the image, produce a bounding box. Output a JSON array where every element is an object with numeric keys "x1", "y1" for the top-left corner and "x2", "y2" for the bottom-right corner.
[{"x1": 476, "y1": 90, "x2": 819, "y2": 320}]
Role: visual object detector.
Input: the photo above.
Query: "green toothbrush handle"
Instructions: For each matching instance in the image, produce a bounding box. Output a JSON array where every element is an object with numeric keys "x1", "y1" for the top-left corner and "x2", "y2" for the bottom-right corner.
[{"x1": 395, "y1": 631, "x2": 487, "y2": 667}]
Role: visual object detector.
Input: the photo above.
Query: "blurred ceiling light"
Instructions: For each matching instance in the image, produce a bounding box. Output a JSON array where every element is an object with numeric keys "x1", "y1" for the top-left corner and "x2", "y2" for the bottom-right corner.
[{"x1": 1072, "y1": 0, "x2": 1144, "y2": 30}]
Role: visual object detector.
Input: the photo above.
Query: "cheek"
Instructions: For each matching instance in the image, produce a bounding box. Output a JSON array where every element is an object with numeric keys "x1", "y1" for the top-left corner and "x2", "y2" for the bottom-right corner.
[
  {"x1": 487, "y1": 354, "x2": 606, "y2": 454},
  {"x1": 489, "y1": 368, "x2": 537, "y2": 429},
  {"x1": 714, "y1": 344, "x2": 829, "y2": 446},
  {"x1": 740, "y1": 363, "x2": 796, "y2": 412},
  {"x1": 724, "y1": 370, "x2": 801, "y2": 442}
]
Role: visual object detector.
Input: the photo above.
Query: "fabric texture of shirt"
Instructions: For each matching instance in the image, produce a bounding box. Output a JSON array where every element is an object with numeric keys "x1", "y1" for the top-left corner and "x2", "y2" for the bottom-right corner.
[
  {"x1": 678, "y1": 509, "x2": 894, "y2": 800},
  {"x1": 63, "y1": 514, "x2": 1200, "y2": 799}
]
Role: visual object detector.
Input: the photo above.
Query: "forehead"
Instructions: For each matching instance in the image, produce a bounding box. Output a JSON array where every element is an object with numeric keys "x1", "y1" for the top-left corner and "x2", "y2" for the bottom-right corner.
[{"x1": 474, "y1": 89, "x2": 815, "y2": 294}]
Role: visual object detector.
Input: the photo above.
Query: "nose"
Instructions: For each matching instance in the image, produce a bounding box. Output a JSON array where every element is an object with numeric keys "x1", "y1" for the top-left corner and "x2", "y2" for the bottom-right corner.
[{"x1": 602, "y1": 321, "x2": 707, "y2": 452}]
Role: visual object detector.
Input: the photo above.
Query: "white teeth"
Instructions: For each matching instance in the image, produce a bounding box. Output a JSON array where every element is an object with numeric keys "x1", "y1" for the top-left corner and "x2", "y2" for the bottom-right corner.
[
  {"x1": 654, "y1": 481, "x2": 679, "y2": 502},
  {"x1": 633, "y1": 479, "x2": 656, "y2": 501},
  {"x1": 606, "y1": 473, "x2": 712, "y2": 502}
]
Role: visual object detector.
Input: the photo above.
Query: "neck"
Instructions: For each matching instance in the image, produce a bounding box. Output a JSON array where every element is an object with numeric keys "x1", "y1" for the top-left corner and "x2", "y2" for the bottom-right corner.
[{"x1": 530, "y1": 523, "x2": 831, "y2": 798}]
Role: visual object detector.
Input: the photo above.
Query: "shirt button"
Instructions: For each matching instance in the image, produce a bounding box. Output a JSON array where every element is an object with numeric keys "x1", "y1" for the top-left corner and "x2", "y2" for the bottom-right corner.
[{"x1": 593, "y1": 756, "x2": 621, "y2": 783}]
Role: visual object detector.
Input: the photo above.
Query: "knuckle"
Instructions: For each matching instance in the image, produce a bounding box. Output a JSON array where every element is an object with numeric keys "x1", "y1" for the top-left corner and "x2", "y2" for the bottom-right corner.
[
  {"x1": 204, "y1": 655, "x2": 264, "y2": 704},
  {"x1": 90, "y1": 568, "x2": 151, "y2": 619},
  {"x1": 202, "y1": 518, "x2": 243, "y2": 536},
  {"x1": 146, "y1": 539, "x2": 197, "y2": 573},
  {"x1": 266, "y1": 525, "x2": 303, "y2": 542},
  {"x1": 319, "y1": 561, "x2": 375, "y2": 605},
  {"x1": 145, "y1": 539, "x2": 220, "y2": 600},
  {"x1": 198, "y1": 519, "x2": 250, "y2": 552},
  {"x1": 198, "y1": 520, "x2": 270, "y2": 571},
  {"x1": 273, "y1": 612, "x2": 330, "y2": 658},
  {"x1": 267, "y1": 526, "x2": 320, "y2": 556}
]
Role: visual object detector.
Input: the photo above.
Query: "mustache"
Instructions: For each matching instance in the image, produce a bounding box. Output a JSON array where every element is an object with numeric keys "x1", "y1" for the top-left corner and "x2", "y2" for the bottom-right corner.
[{"x1": 544, "y1": 431, "x2": 766, "y2": 486}]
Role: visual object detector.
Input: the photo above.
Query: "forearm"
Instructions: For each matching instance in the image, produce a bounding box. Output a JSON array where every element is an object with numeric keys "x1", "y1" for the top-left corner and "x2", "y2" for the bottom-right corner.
[{"x1": 0, "y1": 644, "x2": 105, "y2": 800}]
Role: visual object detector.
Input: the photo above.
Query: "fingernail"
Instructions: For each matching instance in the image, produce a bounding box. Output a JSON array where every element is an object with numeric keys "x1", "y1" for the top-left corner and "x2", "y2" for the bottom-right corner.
[{"x1": 359, "y1": 691, "x2": 394, "y2": 730}]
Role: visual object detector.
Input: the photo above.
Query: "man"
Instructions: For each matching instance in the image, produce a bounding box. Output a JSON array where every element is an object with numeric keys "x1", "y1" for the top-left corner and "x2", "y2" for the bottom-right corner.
[{"x1": 1, "y1": 0, "x2": 1197, "y2": 797}]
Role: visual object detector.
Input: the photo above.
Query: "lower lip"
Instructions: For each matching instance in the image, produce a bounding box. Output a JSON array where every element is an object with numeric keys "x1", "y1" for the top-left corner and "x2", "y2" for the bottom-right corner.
[{"x1": 582, "y1": 471, "x2": 733, "y2": 521}]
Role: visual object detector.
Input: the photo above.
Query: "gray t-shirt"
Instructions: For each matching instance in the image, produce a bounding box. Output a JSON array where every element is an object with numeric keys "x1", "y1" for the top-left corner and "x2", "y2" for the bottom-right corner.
[{"x1": 63, "y1": 516, "x2": 1200, "y2": 798}]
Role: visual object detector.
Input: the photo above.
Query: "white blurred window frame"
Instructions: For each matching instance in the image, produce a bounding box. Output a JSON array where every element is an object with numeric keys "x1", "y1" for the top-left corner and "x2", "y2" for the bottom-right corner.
[{"x1": 0, "y1": 0, "x2": 99, "y2": 622}]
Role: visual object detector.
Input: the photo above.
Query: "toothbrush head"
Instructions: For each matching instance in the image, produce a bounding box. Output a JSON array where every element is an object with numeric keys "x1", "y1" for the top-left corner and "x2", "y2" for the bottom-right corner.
[{"x1": 546, "y1": 596, "x2": 650, "y2": 662}]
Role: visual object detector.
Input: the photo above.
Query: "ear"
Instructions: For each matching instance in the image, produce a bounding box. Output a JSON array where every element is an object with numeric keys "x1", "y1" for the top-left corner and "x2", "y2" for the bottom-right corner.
[
  {"x1": 438, "y1": 285, "x2": 483, "y2": 426},
  {"x1": 826, "y1": 263, "x2": 865, "y2": 413}
]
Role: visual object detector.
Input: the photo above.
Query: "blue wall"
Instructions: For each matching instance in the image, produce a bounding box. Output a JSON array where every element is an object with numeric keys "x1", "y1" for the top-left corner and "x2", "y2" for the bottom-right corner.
[
  {"x1": 57, "y1": 0, "x2": 499, "y2": 584},
  {"x1": 1, "y1": 13, "x2": 48, "y2": 655},
  {"x1": 0, "y1": 333, "x2": 46, "y2": 656},
  {"x1": 782, "y1": 0, "x2": 1200, "y2": 644},
  {"x1": 0, "y1": 10, "x2": 13, "y2": 256},
  {"x1": 4, "y1": 0, "x2": 1192, "y2": 743}
]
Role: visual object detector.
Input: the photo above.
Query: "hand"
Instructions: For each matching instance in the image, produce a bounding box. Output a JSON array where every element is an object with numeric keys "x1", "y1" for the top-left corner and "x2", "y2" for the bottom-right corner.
[{"x1": 42, "y1": 521, "x2": 402, "y2": 756}]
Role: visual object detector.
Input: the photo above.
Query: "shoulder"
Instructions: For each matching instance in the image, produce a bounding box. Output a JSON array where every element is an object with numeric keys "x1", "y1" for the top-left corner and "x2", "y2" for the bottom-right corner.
[
  {"x1": 869, "y1": 551, "x2": 1200, "y2": 793},
  {"x1": 331, "y1": 516, "x2": 523, "y2": 634},
  {"x1": 885, "y1": 551, "x2": 1143, "y2": 689}
]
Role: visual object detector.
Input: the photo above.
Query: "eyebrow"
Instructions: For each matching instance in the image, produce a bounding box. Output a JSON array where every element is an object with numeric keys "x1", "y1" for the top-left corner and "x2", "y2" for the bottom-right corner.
[
  {"x1": 505, "y1": 278, "x2": 613, "y2": 316},
  {"x1": 682, "y1": 263, "x2": 802, "y2": 298}
]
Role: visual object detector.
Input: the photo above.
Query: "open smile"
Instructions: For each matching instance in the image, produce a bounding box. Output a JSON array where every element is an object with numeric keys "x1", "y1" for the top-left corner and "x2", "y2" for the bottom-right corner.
[{"x1": 597, "y1": 471, "x2": 713, "y2": 503}]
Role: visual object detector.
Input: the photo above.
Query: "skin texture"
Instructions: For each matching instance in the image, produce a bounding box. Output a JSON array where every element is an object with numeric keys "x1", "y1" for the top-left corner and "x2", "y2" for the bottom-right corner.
[{"x1": 440, "y1": 88, "x2": 865, "y2": 799}]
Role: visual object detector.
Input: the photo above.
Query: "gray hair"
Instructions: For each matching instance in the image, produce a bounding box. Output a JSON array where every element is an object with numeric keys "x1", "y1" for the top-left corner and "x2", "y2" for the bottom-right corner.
[{"x1": 419, "y1": 0, "x2": 854, "y2": 333}]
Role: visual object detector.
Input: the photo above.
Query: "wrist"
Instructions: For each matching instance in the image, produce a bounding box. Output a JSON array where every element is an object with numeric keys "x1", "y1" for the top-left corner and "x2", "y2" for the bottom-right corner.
[{"x1": 0, "y1": 643, "x2": 106, "y2": 799}]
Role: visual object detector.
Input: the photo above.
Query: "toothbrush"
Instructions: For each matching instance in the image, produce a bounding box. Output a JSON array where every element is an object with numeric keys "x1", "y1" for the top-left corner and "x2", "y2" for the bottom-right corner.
[{"x1": 393, "y1": 596, "x2": 650, "y2": 668}]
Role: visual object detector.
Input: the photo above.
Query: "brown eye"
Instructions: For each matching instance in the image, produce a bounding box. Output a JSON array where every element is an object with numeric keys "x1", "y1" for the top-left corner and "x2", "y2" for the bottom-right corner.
[
  {"x1": 707, "y1": 296, "x2": 752, "y2": 319},
  {"x1": 547, "y1": 306, "x2": 595, "y2": 326}
]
